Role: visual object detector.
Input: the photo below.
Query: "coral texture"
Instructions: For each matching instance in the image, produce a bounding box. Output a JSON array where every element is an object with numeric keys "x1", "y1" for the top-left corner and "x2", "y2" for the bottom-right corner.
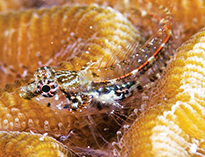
[
  {"x1": 0, "y1": 0, "x2": 205, "y2": 157},
  {"x1": 0, "y1": 3, "x2": 141, "y2": 87},
  {"x1": 119, "y1": 13, "x2": 205, "y2": 157},
  {"x1": 40, "y1": 0, "x2": 205, "y2": 41},
  {"x1": 0, "y1": 131, "x2": 77, "y2": 157},
  {"x1": 146, "y1": 0, "x2": 205, "y2": 41},
  {"x1": 0, "y1": 2, "x2": 153, "y2": 155}
]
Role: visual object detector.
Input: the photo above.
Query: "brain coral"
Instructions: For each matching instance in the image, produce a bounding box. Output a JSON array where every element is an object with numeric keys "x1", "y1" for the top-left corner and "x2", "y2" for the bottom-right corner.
[{"x1": 0, "y1": 0, "x2": 205, "y2": 157}]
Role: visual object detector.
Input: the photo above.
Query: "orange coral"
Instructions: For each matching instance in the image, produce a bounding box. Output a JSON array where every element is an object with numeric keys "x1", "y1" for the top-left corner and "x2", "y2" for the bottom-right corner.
[
  {"x1": 119, "y1": 21, "x2": 205, "y2": 157},
  {"x1": 39, "y1": 0, "x2": 205, "y2": 41},
  {"x1": 0, "y1": 3, "x2": 153, "y2": 153},
  {"x1": 0, "y1": 83, "x2": 122, "y2": 150},
  {"x1": 0, "y1": 4, "x2": 142, "y2": 88},
  {"x1": 0, "y1": 0, "x2": 34, "y2": 12},
  {"x1": 1, "y1": 0, "x2": 205, "y2": 156},
  {"x1": 146, "y1": 0, "x2": 205, "y2": 41},
  {"x1": 0, "y1": 131, "x2": 77, "y2": 157}
]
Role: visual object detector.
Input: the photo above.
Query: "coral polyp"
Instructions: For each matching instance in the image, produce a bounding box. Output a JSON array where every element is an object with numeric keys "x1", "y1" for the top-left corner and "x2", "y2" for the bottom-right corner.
[
  {"x1": 1, "y1": 0, "x2": 205, "y2": 156},
  {"x1": 0, "y1": 3, "x2": 142, "y2": 88},
  {"x1": 0, "y1": 131, "x2": 77, "y2": 157},
  {"x1": 118, "y1": 24, "x2": 205, "y2": 157}
]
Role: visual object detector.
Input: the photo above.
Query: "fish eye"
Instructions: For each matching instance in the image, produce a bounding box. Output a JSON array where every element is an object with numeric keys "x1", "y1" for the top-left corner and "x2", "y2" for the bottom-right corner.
[
  {"x1": 37, "y1": 79, "x2": 58, "y2": 97},
  {"x1": 42, "y1": 85, "x2": 51, "y2": 93}
]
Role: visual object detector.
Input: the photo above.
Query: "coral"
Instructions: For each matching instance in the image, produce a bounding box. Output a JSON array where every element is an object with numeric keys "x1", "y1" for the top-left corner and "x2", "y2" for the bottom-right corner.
[
  {"x1": 0, "y1": 131, "x2": 77, "y2": 157},
  {"x1": 0, "y1": 3, "x2": 142, "y2": 88},
  {"x1": 0, "y1": 0, "x2": 33, "y2": 12},
  {"x1": 0, "y1": 2, "x2": 152, "y2": 154},
  {"x1": 0, "y1": 83, "x2": 122, "y2": 151},
  {"x1": 146, "y1": 0, "x2": 205, "y2": 41},
  {"x1": 119, "y1": 20, "x2": 205, "y2": 157},
  {"x1": 39, "y1": 0, "x2": 205, "y2": 42},
  {"x1": 1, "y1": 0, "x2": 205, "y2": 157}
]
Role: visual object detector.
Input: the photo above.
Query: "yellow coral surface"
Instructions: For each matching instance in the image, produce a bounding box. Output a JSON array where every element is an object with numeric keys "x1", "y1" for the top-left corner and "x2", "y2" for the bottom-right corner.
[
  {"x1": 120, "y1": 16, "x2": 205, "y2": 157},
  {"x1": 1, "y1": 0, "x2": 205, "y2": 157},
  {"x1": 0, "y1": 3, "x2": 141, "y2": 87},
  {"x1": 0, "y1": 131, "x2": 77, "y2": 157}
]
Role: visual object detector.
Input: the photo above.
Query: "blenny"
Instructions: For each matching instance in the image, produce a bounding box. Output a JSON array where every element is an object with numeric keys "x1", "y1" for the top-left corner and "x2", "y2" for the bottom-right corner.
[
  {"x1": 1, "y1": 0, "x2": 205, "y2": 156},
  {"x1": 19, "y1": 4, "x2": 176, "y2": 118}
]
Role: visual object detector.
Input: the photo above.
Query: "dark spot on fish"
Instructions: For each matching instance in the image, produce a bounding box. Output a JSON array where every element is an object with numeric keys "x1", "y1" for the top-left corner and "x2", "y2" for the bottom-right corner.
[{"x1": 47, "y1": 102, "x2": 51, "y2": 107}]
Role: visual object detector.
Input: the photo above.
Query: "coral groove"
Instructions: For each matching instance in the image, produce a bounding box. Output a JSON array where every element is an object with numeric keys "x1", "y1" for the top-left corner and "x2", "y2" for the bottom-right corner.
[
  {"x1": 0, "y1": 131, "x2": 77, "y2": 157},
  {"x1": 0, "y1": 4, "x2": 141, "y2": 87},
  {"x1": 120, "y1": 26, "x2": 205, "y2": 157},
  {"x1": 1, "y1": 0, "x2": 205, "y2": 157}
]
